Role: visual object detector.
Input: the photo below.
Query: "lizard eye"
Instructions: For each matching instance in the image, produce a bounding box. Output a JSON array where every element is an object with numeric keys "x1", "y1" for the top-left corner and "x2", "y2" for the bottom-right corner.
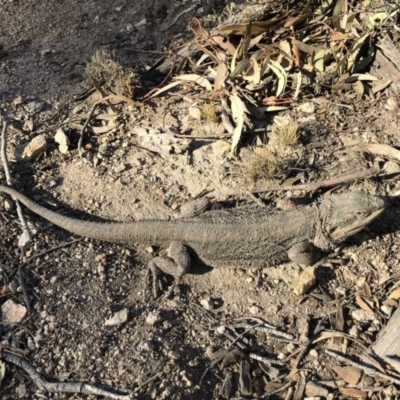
[{"x1": 355, "y1": 211, "x2": 366, "y2": 218}]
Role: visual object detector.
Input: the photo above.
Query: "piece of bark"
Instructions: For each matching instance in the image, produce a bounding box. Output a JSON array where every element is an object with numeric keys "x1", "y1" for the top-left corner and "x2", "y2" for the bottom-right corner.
[
  {"x1": 371, "y1": 36, "x2": 400, "y2": 92},
  {"x1": 219, "y1": 372, "x2": 233, "y2": 399},
  {"x1": 369, "y1": 306, "x2": 400, "y2": 372},
  {"x1": 239, "y1": 360, "x2": 252, "y2": 396}
]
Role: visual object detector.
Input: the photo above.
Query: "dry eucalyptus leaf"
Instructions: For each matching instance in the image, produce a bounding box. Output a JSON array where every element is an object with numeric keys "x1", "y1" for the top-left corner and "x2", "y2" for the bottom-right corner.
[
  {"x1": 293, "y1": 371, "x2": 306, "y2": 400},
  {"x1": 352, "y1": 80, "x2": 364, "y2": 96},
  {"x1": 385, "y1": 96, "x2": 399, "y2": 111},
  {"x1": 150, "y1": 81, "x2": 183, "y2": 98},
  {"x1": 339, "y1": 387, "x2": 368, "y2": 398},
  {"x1": 348, "y1": 73, "x2": 378, "y2": 81},
  {"x1": 388, "y1": 286, "x2": 400, "y2": 300},
  {"x1": 174, "y1": 74, "x2": 212, "y2": 91},
  {"x1": 372, "y1": 79, "x2": 392, "y2": 94},
  {"x1": 332, "y1": 365, "x2": 361, "y2": 385},
  {"x1": 214, "y1": 63, "x2": 228, "y2": 91},
  {"x1": 352, "y1": 143, "x2": 400, "y2": 162},
  {"x1": 355, "y1": 294, "x2": 376, "y2": 317},
  {"x1": 229, "y1": 91, "x2": 245, "y2": 155},
  {"x1": 210, "y1": 35, "x2": 236, "y2": 56},
  {"x1": 217, "y1": 14, "x2": 286, "y2": 36},
  {"x1": 0, "y1": 360, "x2": 5, "y2": 387},
  {"x1": 243, "y1": 57, "x2": 261, "y2": 89},
  {"x1": 293, "y1": 40, "x2": 325, "y2": 72},
  {"x1": 268, "y1": 60, "x2": 287, "y2": 96}
]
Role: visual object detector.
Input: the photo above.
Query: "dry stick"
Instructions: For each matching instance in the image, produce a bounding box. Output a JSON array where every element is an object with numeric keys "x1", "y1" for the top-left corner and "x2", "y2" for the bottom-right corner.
[
  {"x1": 251, "y1": 165, "x2": 381, "y2": 194},
  {"x1": 134, "y1": 372, "x2": 163, "y2": 393},
  {"x1": 173, "y1": 133, "x2": 232, "y2": 140},
  {"x1": 227, "y1": 322, "x2": 295, "y2": 341},
  {"x1": 325, "y1": 349, "x2": 400, "y2": 386},
  {"x1": 293, "y1": 318, "x2": 326, "y2": 369},
  {"x1": 78, "y1": 95, "x2": 135, "y2": 158},
  {"x1": 199, "y1": 323, "x2": 263, "y2": 385},
  {"x1": 267, "y1": 382, "x2": 293, "y2": 398},
  {"x1": 0, "y1": 118, "x2": 32, "y2": 244},
  {"x1": 90, "y1": 76, "x2": 118, "y2": 114},
  {"x1": 18, "y1": 265, "x2": 32, "y2": 316},
  {"x1": 283, "y1": 386, "x2": 295, "y2": 400},
  {"x1": 246, "y1": 190, "x2": 267, "y2": 207},
  {"x1": 2, "y1": 351, "x2": 133, "y2": 400},
  {"x1": 28, "y1": 238, "x2": 83, "y2": 261},
  {"x1": 161, "y1": 5, "x2": 196, "y2": 32}
]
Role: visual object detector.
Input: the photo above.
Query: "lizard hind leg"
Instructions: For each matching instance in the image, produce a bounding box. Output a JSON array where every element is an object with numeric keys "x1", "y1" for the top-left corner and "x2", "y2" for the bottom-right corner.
[
  {"x1": 148, "y1": 241, "x2": 191, "y2": 298},
  {"x1": 148, "y1": 198, "x2": 209, "y2": 297}
]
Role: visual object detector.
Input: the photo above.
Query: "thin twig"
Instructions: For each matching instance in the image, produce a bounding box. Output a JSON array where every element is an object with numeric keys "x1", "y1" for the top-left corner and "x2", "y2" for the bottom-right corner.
[
  {"x1": 251, "y1": 165, "x2": 381, "y2": 194},
  {"x1": 246, "y1": 191, "x2": 267, "y2": 207},
  {"x1": 2, "y1": 350, "x2": 133, "y2": 400},
  {"x1": 0, "y1": 118, "x2": 32, "y2": 244},
  {"x1": 200, "y1": 323, "x2": 263, "y2": 385},
  {"x1": 18, "y1": 265, "x2": 32, "y2": 316},
  {"x1": 133, "y1": 372, "x2": 163, "y2": 392},
  {"x1": 325, "y1": 349, "x2": 400, "y2": 386},
  {"x1": 161, "y1": 5, "x2": 196, "y2": 32},
  {"x1": 172, "y1": 133, "x2": 232, "y2": 140},
  {"x1": 269, "y1": 381, "x2": 293, "y2": 398},
  {"x1": 28, "y1": 238, "x2": 83, "y2": 261},
  {"x1": 293, "y1": 317, "x2": 326, "y2": 368},
  {"x1": 226, "y1": 322, "x2": 295, "y2": 341},
  {"x1": 89, "y1": 75, "x2": 118, "y2": 113},
  {"x1": 249, "y1": 353, "x2": 287, "y2": 366},
  {"x1": 283, "y1": 386, "x2": 295, "y2": 400},
  {"x1": 78, "y1": 95, "x2": 134, "y2": 157}
]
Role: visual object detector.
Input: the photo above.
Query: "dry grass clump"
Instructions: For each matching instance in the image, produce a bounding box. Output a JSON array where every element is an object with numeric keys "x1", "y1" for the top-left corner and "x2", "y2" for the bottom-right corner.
[
  {"x1": 85, "y1": 50, "x2": 137, "y2": 97},
  {"x1": 242, "y1": 147, "x2": 282, "y2": 184},
  {"x1": 279, "y1": 120, "x2": 298, "y2": 147},
  {"x1": 201, "y1": 103, "x2": 217, "y2": 122}
]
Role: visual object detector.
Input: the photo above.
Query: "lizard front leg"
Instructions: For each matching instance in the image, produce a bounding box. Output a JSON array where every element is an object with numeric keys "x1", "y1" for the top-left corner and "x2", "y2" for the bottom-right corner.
[{"x1": 288, "y1": 242, "x2": 324, "y2": 266}]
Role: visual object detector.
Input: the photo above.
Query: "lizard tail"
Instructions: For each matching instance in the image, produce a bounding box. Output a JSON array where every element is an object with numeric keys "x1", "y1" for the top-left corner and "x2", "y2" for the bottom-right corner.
[{"x1": 0, "y1": 184, "x2": 177, "y2": 245}]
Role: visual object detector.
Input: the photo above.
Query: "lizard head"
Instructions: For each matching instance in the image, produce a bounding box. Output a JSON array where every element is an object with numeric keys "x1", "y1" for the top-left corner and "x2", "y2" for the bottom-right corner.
[{"x1": 317, "y1": 191, "x2": 386, "y2": 249}]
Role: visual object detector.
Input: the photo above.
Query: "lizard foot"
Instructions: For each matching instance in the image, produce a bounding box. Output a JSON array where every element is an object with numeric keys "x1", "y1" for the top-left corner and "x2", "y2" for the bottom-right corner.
[{"x1": 179, "y1": 198, "x2": 211, "y2": 218}]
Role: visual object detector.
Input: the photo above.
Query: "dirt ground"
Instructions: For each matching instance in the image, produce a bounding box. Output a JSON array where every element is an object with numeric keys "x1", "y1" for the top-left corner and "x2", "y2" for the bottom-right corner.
[{"x1": 1, "y1": 0, "x2": 400, "y2": 399}]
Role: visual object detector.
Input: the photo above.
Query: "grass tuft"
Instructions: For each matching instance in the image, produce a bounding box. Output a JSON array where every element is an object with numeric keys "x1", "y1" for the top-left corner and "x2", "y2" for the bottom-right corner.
[{"x1": 85, "y1": 50, "x2": 137, "y2": 97}]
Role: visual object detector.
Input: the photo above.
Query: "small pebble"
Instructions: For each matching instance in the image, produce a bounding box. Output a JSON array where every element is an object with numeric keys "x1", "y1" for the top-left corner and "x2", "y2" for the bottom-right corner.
[
  {"x1": 104, "y1": 308, "x2": 129, "y2": 326},
  {"x1": 168, "y1": 350, "x2": 181, "y2": 360},
  {"x1": 4, "y1": 198, "x2": 14, "y2": 211},
  {"x1": 215, "y1": 325, "x2": 226, "y2": 335},
  {"x1": 309, "y1": 349, "x2": 318, "y2": 357},
  {"x1": 199, "y1": 297, "x2": 214, "y2": 310},
  {"x1": 146, "y1": 311, "x2": 163, "y2": 326},
  {"x1": 249, "y1": 305, "x2": 259, "y2": 315},
  {"x1": 137, "y1": 340, "x2": 154, "y2": 352}
]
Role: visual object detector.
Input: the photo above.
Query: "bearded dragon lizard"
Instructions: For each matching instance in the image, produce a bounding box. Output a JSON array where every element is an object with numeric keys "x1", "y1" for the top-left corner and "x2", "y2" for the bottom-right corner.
[{"x1": 0, "y1": 185, "x2": 385, "y2": 296}]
